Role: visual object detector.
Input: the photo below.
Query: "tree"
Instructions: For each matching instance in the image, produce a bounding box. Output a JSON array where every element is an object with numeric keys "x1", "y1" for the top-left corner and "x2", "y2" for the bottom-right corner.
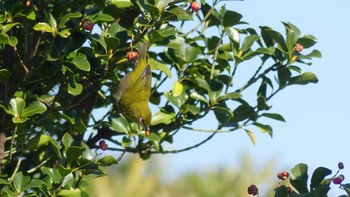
[{"x1": 0, "y1": 0, "x2": 320, "y2": 196}]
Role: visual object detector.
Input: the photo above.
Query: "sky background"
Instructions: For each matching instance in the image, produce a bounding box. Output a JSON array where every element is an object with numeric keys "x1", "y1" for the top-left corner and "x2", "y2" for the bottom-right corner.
[{"x1": 108, "y1": 0, "x2": 350, "y2": 195}]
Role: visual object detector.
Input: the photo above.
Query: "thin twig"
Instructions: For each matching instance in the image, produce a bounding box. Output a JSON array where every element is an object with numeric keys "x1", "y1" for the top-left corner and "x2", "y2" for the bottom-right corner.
[{"x1": 151, "y1": 132, "x2": 217, "y2": 154}]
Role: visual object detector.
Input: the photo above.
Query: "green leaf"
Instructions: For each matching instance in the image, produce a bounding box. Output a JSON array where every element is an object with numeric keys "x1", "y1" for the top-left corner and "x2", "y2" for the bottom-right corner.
[
  {"x1": 297, "y1": 34, "x2": 317, "y2": 48},
  {"x1": 310, "y1": 167, "x2": 332, "y2": 190},
  {"x1": 9, "y1": 98, "x2": 27, "y2": 123},
  {"x1": 57, "y1": 28, "x2": 71, "y2": 38},
  {"x1": 177, "y1": 46, "x2": 201, "y2": 63},
  {"x1": 33, "y1": 22, "x2": 52, "y2": 32},
  {"x1": 302, "y1": 49, "x2": 322, "y2": 58},
  {"x1": 62, "y1": 133, "x2": 74, "y2": 148},
  {"x1": 0, "y1": 33, "x2": 16, "y2": 46},
  {"x1": 92, "y1": 14, "x2": 115, "y2": 22},
  {"x1": 219, "y1": 92, "x2": 242, "y2": 100},
  {"x1": 61, "y1": 173, "x2": 74, "y2": 187},
  {"x1": 190, "y1": 91, "x2": 209, "y2": 104},
  {"x1": 110, "y1": 0, "x2": 133, "y2": 8},
  {"x1": 49, "y1": 137, "x2": 62, "y2": 159},
  {"x1": 21, "y1": 101, "x2": 47, "y2": 117},
  {"x1": 149, "y1": 57, "x2": 172, "y2": 78},
  {"x1": 26, "y1": 179, "x2": 45, "y2": 189},
  {"x1": 27, "y1": 134, "x2": 51, "y2": 150},
  {"x1": 223, "y1": 10, "x2": 242, "y2": 27},
  {"x1": 0, "y1": 68, "x2": 11, "y2": 80},
  {"x1": 41, "y1": 167, "x2": 62, "y2": 184},
  {"x1": 244, "y1": 129, "x2": 256, "y2": 145},
  {"x1": 208, "y1": 80, "x2": 223, "y2": 102},
  {"x1": 1, "y1": 22, "x2": 19, "y2": 34},
  {"x1": 240, "y1": 35, "x2": 260, "y2": 53},
  {"x1": 261, "y1": 113, "x2": 286, "y2": 122},
  {"x1": 172, "y1": 81, "x2": 183, "y2": 97},
  {"x1": 226, "y1": 27, "x2": 239, "y2": 43},
  {"x1": 257, "y1": 96, "x2": 270, "y2": 110},
  {"x1": 111, "y1": 116, "x2": 130, "y2": 134},
  {"x1": 290, "y1": 163, "x2": 309, "y2": 194},
  {"x1": 97, "y1": 155, "x2": 119, "y2": 166},
  {"x1": 288, "y1": 72, "x2": 318, "y2": 85},
  {"x1": 252, "y1": 122, "x2": 273, "y2": 136},
  {"x1": 232, "y1": 104, "x2": 254, "y2": 122},
  {"x1": 151, "y1": 111, "x2": 175, "y2": 125},
  {"x1": 70, "y1": 56, "x2": 91, "y2": 71},
  {"x1": 57, "y1": 188, "x2": 81, "y2": 197},
  {"x1": 13, "y1": 172, "x2": 30, "y2": 193},
  {"x1": 194, "y1": 77, "x2": 210, "y2": 91},
  {"x1": 265, "y1": 29, "x2": 288, "y2": 52},
  {"x1": 58, "y1": 12, "x2": 82, "y2": 29},
  {"x1": 278, "y1": 67, "x2": 292, "y2": 86},
  {"x1": 68, "y1": 77, "x2": 83, "y2": 96},
  {"x1": 283, "y1": 22, "x2": 301, "y2": 51},
  {"x1": 274, "y1": 185, "x2": 289, "y2": 197},
  {"x1": 66, "y1": 146, "x2": 85, "y2": 167}
]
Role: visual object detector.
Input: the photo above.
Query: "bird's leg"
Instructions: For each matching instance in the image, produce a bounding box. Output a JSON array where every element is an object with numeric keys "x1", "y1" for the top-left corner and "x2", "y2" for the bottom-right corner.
[{"x1": 139, "y1": 117, "x2": 150, "y2": 136}]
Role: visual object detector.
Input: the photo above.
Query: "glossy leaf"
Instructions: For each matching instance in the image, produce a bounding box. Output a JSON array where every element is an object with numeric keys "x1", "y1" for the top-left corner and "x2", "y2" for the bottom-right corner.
[
  {"x1": 110, "y1": 0, "x2": 133, "y2": 8},
  {"x1": 62, "y1": 133, "x2": 74, "y2": 148},
  {"x1": 111, "y1": 116, "x2": 130, "y2": 134},
  {"x1": 68, "y1": 77, "x2": 83, "y2": 96},
  {"x1": 261, "y1": 113, "x2": 286, "y2": 122},
  {"x1": 33, "y1": 22, "x2": 52, "y2": 32},
  {"x1": 240, "y1": 35, "x2": 260, "y2": 53},
  {"x1": 288, "y1": 72, "x2": 318, "y2": 85},
  {"x1": 41, "y1": 167, "x2": 62, "y2": 184},
  {"x1": 21, "y1": 101, "x2": 47, "y2": 117},
  {"x1": 58, "y1": 12, "x2": 82, "y2": 29},
  {"x1": 226, "y1": 27, "x2": 240, "y2": 43},
  {"x1": 290, "y1": 163, "x2": 309, "y2": 194},
  {"x1": 278, "y1": 67, "x2": 292, "y2": 86},
  {"x1": 151, "y1": 111, "x2": 175, "y2": 125},
  {"x1": 190, "y1": 91, "x2": 209, "y2": 104},
  {"x1": 310, "y1": 167, "x2": 332, "y2": 190},
  {"x1": 252, "y1": 122, "x2": 272, "y2": 136},
  {"x1": 70, "y1": 56, "x2": 91, "y2": 71},
  {"x1": 92, "y1": 14, "x2": 115, "y2": 22},
  {"x1": 223, "y1": 10, "x2": 242, "y2": 27},
  {"x1": 172, "y1": 81, "x2": 183, "y2": 97},
  {"x1": 98, "y1": 155, "x2": 119, "y2": 166}
]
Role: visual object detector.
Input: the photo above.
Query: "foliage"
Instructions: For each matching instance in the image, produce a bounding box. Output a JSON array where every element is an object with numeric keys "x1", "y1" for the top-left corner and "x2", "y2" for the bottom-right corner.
[
  {"x1": 251, "y1": 162, "x2": 350, "y2": 197},
  {"x1": 0, "y1": 0, "x2": 320, "y2": 195}
]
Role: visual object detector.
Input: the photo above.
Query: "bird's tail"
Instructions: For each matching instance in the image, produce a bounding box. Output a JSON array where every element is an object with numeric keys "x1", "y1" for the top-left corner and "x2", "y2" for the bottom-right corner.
[{"x1": 137, "y1": 42, "x2": 149, "y2": 69}]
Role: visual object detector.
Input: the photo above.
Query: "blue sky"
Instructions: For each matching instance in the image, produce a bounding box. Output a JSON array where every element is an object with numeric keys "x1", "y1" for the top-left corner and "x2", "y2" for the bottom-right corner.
[{"x1": 141, "y1": 0, "x2": 350, "y2": 195}]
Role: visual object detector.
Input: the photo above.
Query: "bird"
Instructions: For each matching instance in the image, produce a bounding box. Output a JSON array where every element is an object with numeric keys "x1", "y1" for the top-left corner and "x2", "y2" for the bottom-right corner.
[{"x1": 116, "y1": 42, "x2": 152, "y2": 136}]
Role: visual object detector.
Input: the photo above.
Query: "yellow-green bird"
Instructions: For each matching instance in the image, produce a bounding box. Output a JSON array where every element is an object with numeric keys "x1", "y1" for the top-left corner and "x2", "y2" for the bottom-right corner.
[{"x1": 116, "y1": 42, "x2": 152, "y2": 136}]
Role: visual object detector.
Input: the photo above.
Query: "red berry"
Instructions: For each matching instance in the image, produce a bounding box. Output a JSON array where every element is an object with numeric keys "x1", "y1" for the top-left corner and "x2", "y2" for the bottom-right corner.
[
  {"x1": 190, "y1": 1, "x2": 200, "y2": 11},
  {"x1": 25, "y1": 0, "x2": 31, "y2": 7},
  {"x1": 293, "y1": 43, "x2": 304, "y2": 53},
  {"x1": 333, "y1": 174, "x2": 345, "y2": 184},
  {"x1": 286, "y1": 186, "x2": 293, "y2": 194},
  {"x1": 126, "y1": 51, "x2": 138, "y2": 61},
  {"x1": 81, "y1": 19, "x2": 94, "y2": 31},
  {"x1": 247, "y1": 184, "x2": 259, "y2": 195},
  {"x1": 338, "y1": 162, "x2": 344, "y2": 169},
  {"x1": 277, "y1": 172, "x2": 289, "y2": 180},
  {"x1": 99, "y1": 140, "x2": 108, "y2": 151}
]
